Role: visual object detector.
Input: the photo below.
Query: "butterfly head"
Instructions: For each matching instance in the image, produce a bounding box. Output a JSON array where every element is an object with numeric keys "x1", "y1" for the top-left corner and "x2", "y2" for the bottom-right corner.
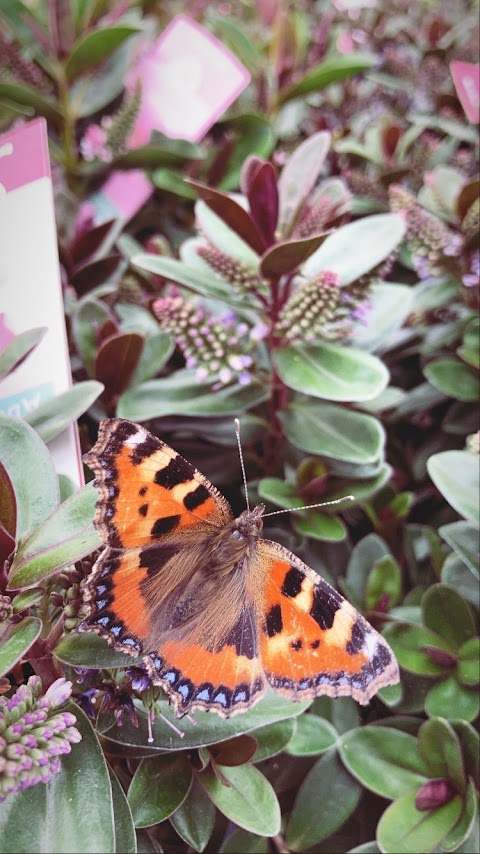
[{"x1": 231, "y1": 503, "x2": 265, "y2": 541}]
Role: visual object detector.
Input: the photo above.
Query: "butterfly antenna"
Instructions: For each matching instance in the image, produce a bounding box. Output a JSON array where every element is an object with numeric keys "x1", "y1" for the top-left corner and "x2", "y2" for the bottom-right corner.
[
  {"x1": 263, "y1": 495, "x2": 355, "y2": 518},
  {"x1": 234, "y1": 418, "x2": 250, "y2": 512}
]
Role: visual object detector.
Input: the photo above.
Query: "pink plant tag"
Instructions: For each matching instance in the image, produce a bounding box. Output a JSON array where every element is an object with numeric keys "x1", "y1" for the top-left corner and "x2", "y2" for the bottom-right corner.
[
  {"x1": 0, "y1": 119, "x2": 84, "y2": 487},
  {"x1": 85, "y1": 168, "x2": 153, "y2": 227},
  {"x1": 129, "y1": 14, "x2": 251, "y2": 144},
  {"x1": 450, "y1": 61, "x2": 480, "y2": 124}
]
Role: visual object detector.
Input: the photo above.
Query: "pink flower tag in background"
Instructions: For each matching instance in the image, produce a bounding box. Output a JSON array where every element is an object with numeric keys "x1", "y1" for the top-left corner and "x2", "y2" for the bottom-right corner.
[
  {"x1": 450, "y1": 61, "x2": 480, "y2": 124},
  {"x1": 128, "y1": 15, "x2": 251, "y2": 145},
  {"x1": 0, "y1": 119, "x2": 84, "y2": 487}
]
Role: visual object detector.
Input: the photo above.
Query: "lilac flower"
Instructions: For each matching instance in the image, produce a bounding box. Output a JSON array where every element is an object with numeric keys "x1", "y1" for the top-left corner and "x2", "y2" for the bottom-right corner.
[
  {"x1": 152, "y1": 295, "x2": 258, "y2": 388},
  {"x1": 79, "y1": 123, "x2": 112, "y2": 162},
  {"x1": 0, "y1": 676, "x2": 81, "y2": 802}
]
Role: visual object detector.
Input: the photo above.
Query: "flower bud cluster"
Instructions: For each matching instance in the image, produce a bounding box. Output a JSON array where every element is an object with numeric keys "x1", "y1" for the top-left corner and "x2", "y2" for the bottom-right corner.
[
  {"x1": 0, "y1": 677, "x2": 81, "y2": 802},
  {"x1": 104, "y1": 82, "x2": 142, "y2": 159},
  {"x1": 50, "y1": 558, "x2": 95, "y2": 631},
  {"x1": 389, "y1": 184, "x2": 461, "y2": 278},
  {"x1": 152, "y1": 295, "x2": 259, "y2": 387},
  {"x1": 274, "y1": 272, "x2": 343, "y2": 343},
  {"x1": 197, "y1": 244, "x2": 268, "y2": 298},
  {"x1": 0, "y1": 595, "x2": 13, "y2": 622},
  {"x1": 1, "y1": 35, "x2": 52, "y2": 93},
  {"x1": 295, "y1": 198, "x2": 338, "y2": 238}
]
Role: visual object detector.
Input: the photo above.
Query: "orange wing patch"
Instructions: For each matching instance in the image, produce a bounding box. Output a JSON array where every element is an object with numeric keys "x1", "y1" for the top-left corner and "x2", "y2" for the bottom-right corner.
[
  {"x1": 257, "y1": 541, "x2": 399, "y2": 705},
  {"x1": 80, "y1": 547, "x2": 152, "y2": 656},
  {"x1": 84, "y1": 418, "x2": 232, "y2": 550},
  {"x1": 145, "y1": 617, "x2": 266, "y2": 717}
]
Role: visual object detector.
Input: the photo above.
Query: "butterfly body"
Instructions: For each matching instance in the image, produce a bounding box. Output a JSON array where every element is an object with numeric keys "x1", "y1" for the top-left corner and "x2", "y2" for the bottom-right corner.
[{"x1": 80, "y1": 419, "x2": 399, "y2": 718}]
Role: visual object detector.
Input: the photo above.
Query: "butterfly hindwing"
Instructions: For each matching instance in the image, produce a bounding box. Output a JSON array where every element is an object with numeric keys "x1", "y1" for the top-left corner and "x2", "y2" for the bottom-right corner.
[
  {"x1": 145, "y1": 607, "x2": 266, "y2": 718},
  {"x1": 257, "y1": 540, "x2": 399, "y2": 704},
  {"x1": 84, "y1": 418, "x2": 233, "y2": 550}
]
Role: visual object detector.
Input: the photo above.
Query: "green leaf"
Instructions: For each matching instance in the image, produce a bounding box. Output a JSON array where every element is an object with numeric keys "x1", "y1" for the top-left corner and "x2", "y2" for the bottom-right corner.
[
  {"x1": 54, "y1": 630, "x2": 142, "y2": 669},
  {"x1": 365, "y1": 555, "x2": 402, "y2": 611},
  {"x1": 422, "y1": 584, "x2": 476, "y2": 651},
  {"x1": 0, "y1": 616, "x2": 41, "y2": 677},
  {"x1": 12, "y1": 588, "x2": 43, "y2": 612},
  {"x1": 451, "y1": 722, "x2": 479, "y2": 788},
  {"x1": 302, "y1": 214, "x2": 406, "y2": 284},
  {"x1": 128, "y1": 754, "x2": 192, "y2": 828},
  {"x1": 220, "y1": 829, "x2": 269, "y2": 853},
  {"x1": 277, "y1": 131, "x2": 331, "y2": 236},
  {"x1": 0, "y1": 81, "x2": 62, "y2": 124},
  {"x1": 382, "y1": 623, "x2": 455, "y2": 676},
  {"x1": 118, "y1": 371, "x2": 269, "y2": 420},
  {"x1": 132, "y1": 255, "x2": 248, "y2": 304},
  {"x1": 199, "y1": 764, "x2": 280, "y2": 837},
  {"x1": 342, "y1": 534, "x2": 391, "y2": 609},
  {"x1": 457, "y1": 638, "x2": 480, "y2": 686},
  {"x1": 72, "y1": 298, "x2": 113, "y2": 376},
  {"x1": 293, "y1": 511, "x2": 347, "y2": 542},
  {"x1": 442, "y1": 777, "x2": 478, "y2": 852},
  {"x1": 273, "y1": 343, "x2": 389, "y2": 402},
  {"x1": 170, "y1": 777, "x2": 215, "y2": 852},
  {"x1": 0, "y1": 327, "x2": 47, "y2": 381},
  {"x1": 310, "y1": 696, "x2": 360, "y2": 735},
  {"x1": 70, "y1": 34, "x2": 134, "y2": 118},
  {"x1": 418, "y1": 718, "x2": 466, "y2": 793},
  {"x1": 425, "y1": 677, "x2": 479, "y2": 723},
  {"x1": 99, "y1": 694, "x2": 310, "y2": 754},
  {"x1": 349, "y1": 283, "x2": 413, "y2": 353},
  {"x1": 65, "y1": 25, "x2": 139, "y2": 79},
  {"x1": 278, "y1": 53, "x2": 376, "y2": 104},
  {"x1": 218, "y1": 114, "x2": 276, "y2": 192},
  {"x1": 25, "y1": 381, "x2": 104, "y2": 443},
  {"x1": 377, "y1": 790, "x2": 463, "y2": 854},
  {"x1": 338, "y1": 727, "x2": 430, "y2": 799},
  {"x1": 0, "y1": 704, "x2": 115, "y2": 853},
  {"x1": 152, "y1": 168, "x2": 197, "y2": 199},
  {"x1": 286, "y1": 714, "x2": 338, "y2": 756},
  {"x1": 8, "y1": 483, "x2": 100, "y2": 589},
  {"x1": 439, "y1": 521, "x2": 480, "y2": 575},
  {"x1": 116, "y1": 138, "x2": 204, "y2": 169},
  {"x1": 0, "y1": 415, "x2": 59, "y2": 538},
  {"x1": 109, "y1": 768, "x2": 137, "y2": 854},
  {"x1": 428, "y1": 450, "x2": 480, "y2": 524},
  {"x1": 127, "y1": 333, "x2": 174, "y2": 386},
  {"x1": 424, "y1": 358, "x2": 480, "y2": 402},
  {"x1": 281, "y1": 399, "x2": 385, "y2": 460},
  {"x1": 251, "y1": 719, "x2": 296, "y2": 762},
  {"x1": 286, "y1": 748, "x2": 362, "y2": 850},
  {"x1": 441, "y1": 554, "x2": 479, "y2": 608}
]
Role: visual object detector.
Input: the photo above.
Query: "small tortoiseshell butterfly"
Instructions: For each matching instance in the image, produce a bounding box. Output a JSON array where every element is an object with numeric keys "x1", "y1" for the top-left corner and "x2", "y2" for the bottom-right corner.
[{"x1": 80, "y1": 418, "x2": 399, "y2": 718}]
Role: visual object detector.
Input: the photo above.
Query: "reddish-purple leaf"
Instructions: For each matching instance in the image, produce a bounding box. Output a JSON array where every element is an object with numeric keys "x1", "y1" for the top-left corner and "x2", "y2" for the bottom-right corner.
[
  {"x1": 381, "y1": 124, "x2": 402, "y2": 162},
  {"x1": 0, "y1": 327, "x2": 47, "y2": 382},
  {"x1": 0, "y1": 521, "x2": 16, "y2": 566},
  {"x1": 260, "y1": 232, "x2": 330, "y2": 277},
  {"x1": 240, "y1": 154, "x2": 265, "y2": 196},
  {"x1": 71, "y1": 255, "x2": 123, "y2": 296},
  {"x1": 456, "y1": 178, "x2": 479, "y2": 221},
  {"x1": 70, "y1": 219, "x2": 116, "y2": 267},
  {"x1": 186, "y1": 179, "x2": 265, "y2": 254},
  {"x1": 0, "y1": 460, "x2": 16, "y2": 539},
  {"x1": 95, "y1": 333, "x2": 144, "y2": 397},
  {"x1": 416, "y1": 779, "x2": 456, "y2": 811},
  {"x1": 47, "y1": 0, "x2": 74, "y2": 58},
  {"x1": 422, "y1": 645, "x2": 458, "y2": 669},
  {"x1": 248, "y1": 161, "x2": 279, "y2": 248}
]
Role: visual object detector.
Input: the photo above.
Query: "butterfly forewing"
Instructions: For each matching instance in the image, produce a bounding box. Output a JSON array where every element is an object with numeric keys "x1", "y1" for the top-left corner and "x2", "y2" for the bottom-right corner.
[{"x1": 84, "y1": 418, "x2": 233, "y2": 551}]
